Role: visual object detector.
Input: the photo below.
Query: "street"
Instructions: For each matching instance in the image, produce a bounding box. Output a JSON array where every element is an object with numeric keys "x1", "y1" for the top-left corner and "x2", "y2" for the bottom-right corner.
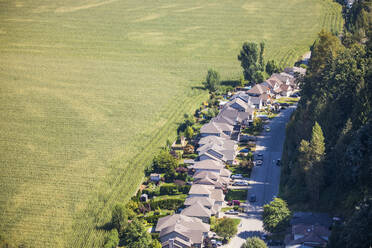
[{"x1": 222, "y1": 106, "x2": 296, "y2": 248}]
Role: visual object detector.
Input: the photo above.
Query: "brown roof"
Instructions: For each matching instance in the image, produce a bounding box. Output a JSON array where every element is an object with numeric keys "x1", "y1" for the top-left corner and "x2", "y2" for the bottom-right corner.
[
  {"x1": 193, "y1": 170, "x2": 219, "y2": 181},
  {"x1": 189, "y1": 184, "x2": 213, "y2": 195},
  {"x1": 189, "y1": 160, "x2": 224, "y2": 171},
  {"x1": 184, "y1": 196, "x2": 215, "y2": 208},
  {"x1": 155, "y1": 214, "x2": 209, "y2": 233},
  {"x1": 247, "y1": 84, "x2": 269, "y2": 95}
]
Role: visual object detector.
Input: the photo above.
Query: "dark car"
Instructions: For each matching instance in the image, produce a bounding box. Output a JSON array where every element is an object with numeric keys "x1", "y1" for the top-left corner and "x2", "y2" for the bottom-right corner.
[
  {"x1": 276, "y1": 159, "x2": 281, "y2": 166},
  {"x1": 249, "y1": 194, "x2": 257, "y2": 202}
]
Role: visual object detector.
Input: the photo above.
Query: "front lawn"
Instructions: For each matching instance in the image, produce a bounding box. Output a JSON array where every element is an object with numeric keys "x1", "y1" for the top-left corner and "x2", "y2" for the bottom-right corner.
[
  {"x1": 225, "y1": 189, "x2": 248, "y2": 202},
  {"x1": 275, "y1": 97, "x2": 299, "y2": 105}
]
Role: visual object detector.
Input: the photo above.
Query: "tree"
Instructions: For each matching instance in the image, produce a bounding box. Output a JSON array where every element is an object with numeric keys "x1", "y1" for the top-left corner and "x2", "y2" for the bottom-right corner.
[
  {"x1": 111, "y1": 204, "x2": 128, "y2": 234},
  {"x1": 153, "y1": 150, "x2": 178, "y2": 173},
  {"x1": 252, "y1": 70, "x2": 266, "y2": 83},
  {"x1": 152, "y1": 239, "x2": 162, "y2": 248},
  {"x1": 262, "y1": 198, "x2": 291, "y2": 233},
  {"x1": 103, "y1": 229, "x2": 119, "y2": 248},
  {"x1": 259, "y1": 42, "x2": 265, "y2": 70},
  {"x1": 185, "y1": 126, "x2": 194, "y2": 140},
  {"x1": 215, "y1": 218, "x2": 238, "y2": 240},
  {"x1": 238, "y1": 42, "x2": 259, "y2": 81},
  {"x1": 241, "y1": 237, "x2": 268, "y2": 248},
  {"x1": 265, "y1": 60, "x2": 280, "y2": 75},
  {"x1": 122, "y1": 218, "x2": 153, "y2": 248},
  {"x1": 204, "y1": 69, "x2": 220, "y2": 92}
]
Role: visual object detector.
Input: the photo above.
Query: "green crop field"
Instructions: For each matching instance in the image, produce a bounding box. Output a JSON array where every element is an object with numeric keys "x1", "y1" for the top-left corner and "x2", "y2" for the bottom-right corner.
[{"x1": 0, "y1": 0, "x2": 342, "y2": 247}]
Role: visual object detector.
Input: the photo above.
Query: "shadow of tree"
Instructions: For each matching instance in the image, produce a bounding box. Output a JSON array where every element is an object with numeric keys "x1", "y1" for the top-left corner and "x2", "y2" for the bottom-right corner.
[
  {"x1": 238, "y1": 230, "x2": 266, "y2": 240},
  {"x1": 96, "y1": 222, "x2": 113, "y2": 232}
]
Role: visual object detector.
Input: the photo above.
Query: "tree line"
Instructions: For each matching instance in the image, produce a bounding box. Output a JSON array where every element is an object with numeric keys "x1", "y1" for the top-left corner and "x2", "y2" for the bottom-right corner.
[{"x1": 280, "y1": 1, "x2": 372, "y2": 246}]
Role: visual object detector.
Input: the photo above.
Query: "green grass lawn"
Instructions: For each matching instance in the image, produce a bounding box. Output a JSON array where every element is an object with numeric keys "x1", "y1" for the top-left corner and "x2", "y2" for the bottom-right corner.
[
  {"x1": 0, "y1": 0, "x2": 342, "y2": 247},
  {"x1": 226, "y1": 189, "x2": 248, "y2": 202},
  {"x1": 276, "y1": 97, "x2": 301, "y2": 104}
]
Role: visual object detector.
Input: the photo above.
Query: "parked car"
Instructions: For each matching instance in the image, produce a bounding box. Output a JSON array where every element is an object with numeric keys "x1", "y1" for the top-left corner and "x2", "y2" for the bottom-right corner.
[
  {"x1": 256, "y1": 153, "x2": 263, "y2": 159},
  {"x1": 231, "y1": 174, "x2": 243, "y2": 179},
  {"x1": 233, "y1": 181, "x2": 249, "y2": 186},
  {"x1": 256, "y1": 160, "x2": 263, "y2": 166},
  {"x1": 239, "y1": 148, "x2": 250, "y2": 153},
  {"x1": 249, "y1": 194, "x2": 257, "y2": 202},
  {"x1": 228, "y1": 200, "x2": 241, "y2": 206},
  {"x1": 226, "y1": 210, "x2": 239, "y2": 215},
  {"x1": 276, "y1": 159, "x2": 281, "y2": 166},
  {"x1": 280, "y1": 102, "x2": 290, "y2": 107},
  {"x1": 265, "y1": 127, "x2": 271, "y2": 132}
]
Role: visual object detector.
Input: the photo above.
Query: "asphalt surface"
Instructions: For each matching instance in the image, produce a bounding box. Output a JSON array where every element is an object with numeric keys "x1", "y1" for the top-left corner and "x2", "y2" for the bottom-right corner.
[{"x1": 223, "y1": 106, "x2": 296, "y2": 248}]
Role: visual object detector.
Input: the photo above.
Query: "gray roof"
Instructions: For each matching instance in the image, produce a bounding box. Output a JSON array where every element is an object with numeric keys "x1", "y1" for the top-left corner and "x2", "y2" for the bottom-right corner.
[
  {"x1": 184, "y1": 196, "x2": 215, "y2": 208},
  {"x1": 189, "y1": 184, "x2": 213, "y2": 195},
  {"x1": 200, "y1": 122, "x2": 221, "y2": 134},
  {"x1": 250, "y1": 96, "x2": 262, "y2": 105},
  {"x1": 193, "y1": 170, "x2": 219, "y2": 181},
  {"x1": 194, "y1": 176, "x2": 223, "y2": 188},
  {"x1": 210, "y1": 188, "x2": 224, "y2": 202},
  {"x1": 181, "y1": 201, "x2": 212, "y2": 218},
  {"x1": 220, "y1": 168, "x2": 232, "y2": 178},
  {"x1": 291, "y1": 212, "x2": 332, "y2": 227},
  {"x1": 189, "y1": 160, "x2": 224, "y2": 171},
  {"x1": 156, "y1": 214, "x2": 209, "y2": 233}
]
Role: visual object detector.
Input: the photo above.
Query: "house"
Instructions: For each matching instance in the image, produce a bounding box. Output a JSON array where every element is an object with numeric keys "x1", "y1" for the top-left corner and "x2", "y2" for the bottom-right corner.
[
  {"x1": 184, "y1": 196, "x2": 215, "y2": 210},
  {"x1": 249, "y1": 96, "x2": 263, "y2": 109},
  {"x1": 247, "y1": 84, "x2": 270, "y2": 97},
  {"x1": 200, "y1": 121, "x2": 233, "y2": 137},
  {"x1": 259, "y1": 93, "x2": 271, "y2": 106},
  {"x1": 155, "y1": 214, "x2": 210, "y2": 248},
  {"x1": 188, "y1": 160, "x2": 225, "y2": 174},
  {"x1": 188, "y1": 185, "x2": 224, "y2": 206},
  {"x1": 285, "y1": 224, "x2": 331, "y2": 248},
  {"x1": 197, "y1": 142, "x2": 237, "y2": 165},
  {"x1": 285, "y1": 212, "x2": 333, "y2": 248},
  {"x1": 280, "y1": 84, "x2": 293, "y2": 97},
  {"x1": 150, "y1": 173, "x2": 161, "y2": 182},
  {"x1": 181, "y1": 201, "x2": 212, "y2": 223},
  {"x1": 192, "y1": 170, "x2": 230, "y2": 186},
  {"x1": 193, "y1": 176, "x2": 224, "y2": 189},
  {"x1": 226, "y1": 98, "x2": 251, "y2": 112}
]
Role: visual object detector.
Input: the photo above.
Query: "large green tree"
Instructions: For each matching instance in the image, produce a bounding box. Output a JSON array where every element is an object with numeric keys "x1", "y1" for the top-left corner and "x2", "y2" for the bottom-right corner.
[
  {"x1": 103, "y1": 229, "x2": 119, "y2": 248},
  {"x1": 238, "y1": 42, "x2": 259, "y2": 81},
  {"x1": 204, "y1": 69, "x2": 220, "y2": 92},
  {"x1": 241, "y1": 237, "x2": 268, "y2": 248},
  {"x1": 153, "y1": 150, "x2": 178, "y2": 173},
  {"x1": 262, "y1": 198, "x2": 291, "y2": 233},
  {"x1": 122, "y1": 218, "x2": 153, "y2": 248},
  {"x1": 215, "y1": 218, "x2": 238, "y2": 240},
  {"x1": 111, "y1": 204, "x2": 129, "y2": 234}
]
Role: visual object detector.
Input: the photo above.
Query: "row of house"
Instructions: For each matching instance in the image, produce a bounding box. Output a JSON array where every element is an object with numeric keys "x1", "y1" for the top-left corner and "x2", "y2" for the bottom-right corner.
[
  {"x1": 154, "y1": 68, "x2": 304, "y2": 247},
  {"x1": 154, "y1": 82, "x2": 260, "y2": 247},
  {"x1": 247, "y1": 68, "x2": 304, "y2": 101}
]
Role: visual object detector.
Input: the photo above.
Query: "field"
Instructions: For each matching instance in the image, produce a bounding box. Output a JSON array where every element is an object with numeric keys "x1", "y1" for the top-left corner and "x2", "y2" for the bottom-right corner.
[{"x1": 0, "y1": 0, "x2": 342, "y2": 247}]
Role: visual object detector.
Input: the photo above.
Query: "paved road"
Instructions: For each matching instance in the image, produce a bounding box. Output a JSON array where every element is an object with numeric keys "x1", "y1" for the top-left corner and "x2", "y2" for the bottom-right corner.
[{"x1": 223, "y1": 106, "x2": 296, "y2": 248}]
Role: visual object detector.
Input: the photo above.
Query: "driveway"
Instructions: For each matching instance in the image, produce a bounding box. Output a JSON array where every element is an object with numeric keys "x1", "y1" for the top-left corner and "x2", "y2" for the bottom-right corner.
[{"x1": 222, "y1": 106, "x2": 296, "y2": 248}]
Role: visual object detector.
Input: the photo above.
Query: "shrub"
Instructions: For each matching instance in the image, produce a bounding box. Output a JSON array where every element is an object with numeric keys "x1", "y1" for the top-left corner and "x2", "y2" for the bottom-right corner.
[
  {"x1": 150, "y1": 198, "x2": 184, "y2": 210},
  {"x1": 144, "y1": 214, "x2": 168, "y2": 224},
  {"x1": 178, "y1": 185, "x2": 191, "y2": 194},
  {"x1": 160, "y1": 184, "x2": 178, "y2": 195}
]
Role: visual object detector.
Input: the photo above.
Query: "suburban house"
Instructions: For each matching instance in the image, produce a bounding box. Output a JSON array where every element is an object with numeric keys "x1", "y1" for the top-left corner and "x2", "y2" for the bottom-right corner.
[
  {"x1": 247, "y1": 84, "x2": 270, "y2": 97},
  {"x1": 280, "y1": 84, "x2": 293, "y2": 97},
  {"x1": 217, "y1": 106, "x2": 254, "y2": 126},
  {"x1": 150, "y1": 173, "x2": 161, "y2": 182},
  {"x1": 259, "y1": 93, "x2": 271, "y2": 106},
  {"x1": 188, "y1": 160, "x2": 225, "y2": 174},
  {"x1": 193, "y1": 175, "x2": 224, "y2": 189},
  {"x1": 155, "y1": 214, "x2": 210, "y2": 248},
  {"x1": 285, "y1": 212, "x2": 333, "y2": 248},
  {"x1": 249, "y1": 96, "x2": 263, "y2": 109},
  {"x1": 226, "y1": 98, "x2": 252, "y2": 112},
  {"x1": 181, "y1": 201, "x2": 212, "y2": 223},
  {"x1": 184, "y1": 196, "x2": 215, "y2": 210},
  {"x1": 285, "y1": 224, "x2": 331, "y2": 248},
  {"x1": 200, "y1": 121, "x2": 233, "y2": 137},
  {"x1": 197, "y1": 142, "x2": 237, "y2": 165},
  {"x1": 188, "y1": 185, "x2": 224, "y2": 206}
]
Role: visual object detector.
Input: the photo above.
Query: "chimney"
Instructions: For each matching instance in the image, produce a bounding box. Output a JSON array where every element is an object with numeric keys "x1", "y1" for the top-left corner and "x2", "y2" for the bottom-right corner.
[{"x1": 169, "y1": 239, "x2": 174, "y2": 248}]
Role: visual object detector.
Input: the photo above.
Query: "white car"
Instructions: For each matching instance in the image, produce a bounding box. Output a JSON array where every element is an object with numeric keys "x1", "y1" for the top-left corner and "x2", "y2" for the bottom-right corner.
[
  {"x1": 256, "y1": 160, "x2": 263, "y2": 166},
  {"x1": 231, "y1": 174, "x2": 243, "y2": 179}
]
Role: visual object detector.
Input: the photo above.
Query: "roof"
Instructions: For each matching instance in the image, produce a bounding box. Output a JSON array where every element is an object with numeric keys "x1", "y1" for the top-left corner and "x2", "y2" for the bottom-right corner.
[
  {"x1": 156, "y1": 214, "x2": 209, "y2": 233},
  {"x1": 210, "y1": 188, "x2": 224, "y2": 202},
  {"x1": 194, "y1": 176, "x2": 223, "y2": 188},
  {"x1": 280, "y1": 84, "x2": 292, "y2": 91},
  {"x1": 259, "y1": 93, "x2": 270, "y2": 101},
  {"x1": 291, "y1": 212, "x2": 332, "y2": 227},
  {"x1": 247, "y1": 84, "x2": 269, "y2": 95},
  {"x1": 150, "y1": 173, "x2": 160, "y2": 177},
  {"x1": 200, "y1": 122, "x2": 221, "y2": 134},
  {"x1": 189, "y1": 184, "x2": 213, "y2": 195},
  {"x1": 250, "y1": 96, "x2": 262, "y2": 105},
  {"x1": 287, "y1": 224, "x2": 331, "y2": 246},
  {"x1": 193, "y1": 170, "x2": 219, "y2": 181},
  {"x1": 161, "y1": 236, "x2": 191, "y2": 247},
  {"x1": 184, "y1": 196, "x2": 215, "y2": 208},
  {"x1": 189, "y1": 160, "x2": 224, "y2": 171},
  {"x1": 230, "y1": 91, "x2": 250, "y2": 103},
  {"x1": 220, "y1": 168, "x2": 232, "y2": 177},
  {"x1": 181, "y1": 201, "x2": 212, "y2": 218}
]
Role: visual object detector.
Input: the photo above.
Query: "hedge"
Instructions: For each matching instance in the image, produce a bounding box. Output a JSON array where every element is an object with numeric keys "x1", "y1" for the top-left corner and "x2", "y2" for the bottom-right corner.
[
  {"x1": 160, "y1": 184, "x2": 178, "y2": 195},
  {"x1": 150, "y1": 198, "x2": 184, "y2": 210},
  {"x1": 144, "y1": 213, "x2": 168, "y2": 224}
]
